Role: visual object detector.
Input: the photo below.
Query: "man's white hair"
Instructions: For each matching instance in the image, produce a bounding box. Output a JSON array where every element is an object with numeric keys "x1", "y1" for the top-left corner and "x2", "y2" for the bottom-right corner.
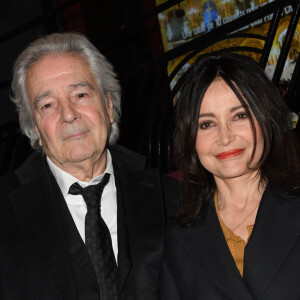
[{"x1": 10, "y1": 32, "x2": 121, "y2": 149}]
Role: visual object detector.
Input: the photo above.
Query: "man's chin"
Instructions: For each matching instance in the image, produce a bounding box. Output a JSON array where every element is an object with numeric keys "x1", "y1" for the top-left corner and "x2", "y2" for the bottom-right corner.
[
  {"x1": 66, "y1": 151, "x2": 96, "y2": 164},
  {"x1": 48, "y1": 151, "x2": 93, "y2": 165}
]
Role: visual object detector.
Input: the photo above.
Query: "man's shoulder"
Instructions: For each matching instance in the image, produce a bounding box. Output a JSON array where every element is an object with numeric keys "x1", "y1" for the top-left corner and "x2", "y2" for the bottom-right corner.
[
  {"x1": 0, "y1": 151, "x2": 45, "y2": 188},
  {"x1": 15, "y1": 151, "x2": 46, "y2": 183},
  {"x1": 109, "y1": 144, "x2": 147, "y2": 170},
  {"x1": 0, "y1": 171, "x2": 20, "y2": 195},
  {"x1": 162, "y1": 173, "x2": 184, "y2": 218}
]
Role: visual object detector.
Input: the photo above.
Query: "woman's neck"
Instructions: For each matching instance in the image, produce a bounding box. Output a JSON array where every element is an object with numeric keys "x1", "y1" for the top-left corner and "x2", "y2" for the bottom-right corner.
[
  {"x1": 214, "y1": 170, "x2": 265, "y2": 210},
  {"x1": 214, "y1": 171, "x2": 266, "y2": 242}
]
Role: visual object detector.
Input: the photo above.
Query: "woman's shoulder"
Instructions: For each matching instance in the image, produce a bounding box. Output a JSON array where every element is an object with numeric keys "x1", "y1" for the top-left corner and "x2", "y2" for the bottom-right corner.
[
  {"x1": 266, "y1": 184, "x2": 300, "y2": 202},
  {"x1": 260, "y1": 184, "x2": 300, "y2": 222}
]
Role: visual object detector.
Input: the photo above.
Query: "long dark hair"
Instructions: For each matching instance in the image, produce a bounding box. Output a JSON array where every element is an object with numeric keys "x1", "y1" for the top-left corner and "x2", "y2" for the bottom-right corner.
[{"x1": 174, "y1": 53, "x2": 300, "y2": 225}]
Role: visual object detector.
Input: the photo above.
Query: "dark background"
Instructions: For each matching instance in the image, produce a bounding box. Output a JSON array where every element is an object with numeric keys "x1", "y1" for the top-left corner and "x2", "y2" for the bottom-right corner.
[
  {"x1": 0, "y1": 0, "x2": 299, "y2": 175},
  {"x1": 0, "y1": 0, "x2": 163, "y2": 149}
]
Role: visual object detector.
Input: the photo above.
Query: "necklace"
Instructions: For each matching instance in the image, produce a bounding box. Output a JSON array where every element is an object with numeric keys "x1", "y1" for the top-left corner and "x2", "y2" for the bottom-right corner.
[{"x1": 232, "y1": 202, "x2": 260, "y2": 232}]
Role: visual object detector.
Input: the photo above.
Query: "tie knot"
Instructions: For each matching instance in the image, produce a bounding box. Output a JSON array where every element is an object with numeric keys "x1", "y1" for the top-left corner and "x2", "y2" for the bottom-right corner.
[{"x1": 68, "y1": 173, "x2": 110, "y2": 209}]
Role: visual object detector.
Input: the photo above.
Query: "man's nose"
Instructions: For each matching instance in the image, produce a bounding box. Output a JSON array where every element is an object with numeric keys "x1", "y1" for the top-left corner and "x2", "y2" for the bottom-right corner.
[
  {"x1": 217, "y1": 124, "x2": 235, "y2": 146},
  {"x1": 60, "y1": 100, "x2": 79, "y2": 123}
]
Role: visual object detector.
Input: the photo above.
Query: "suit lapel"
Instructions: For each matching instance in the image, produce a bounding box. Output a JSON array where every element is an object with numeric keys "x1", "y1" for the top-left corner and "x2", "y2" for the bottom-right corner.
[
  {"x1": 244, "y1": 186, "x2": 300, "y2": 299},
  {"x1": 10, "y1": 166, "x2": 76, "y2": 299},
  {"x1": 49, "y1": 169, "x2": 99, "y2": 285},
  {"x1": 123, "y1": 168, "x2": 165, "y2": 298},
  {"x1": 110, "y1": 145, "x2": 165, "y2": 298},
  {"x1": 114, "y1": 165, "x2": 133, "y2": 293},
  {"x1": 172, "y1": 198, "x2": 254, "y2": 300}
]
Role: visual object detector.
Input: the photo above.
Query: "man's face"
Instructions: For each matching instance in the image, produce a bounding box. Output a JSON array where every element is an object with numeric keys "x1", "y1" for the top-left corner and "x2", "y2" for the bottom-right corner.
[{"x1": 25, "y1": 53, "x2": 114, "y2": 170}]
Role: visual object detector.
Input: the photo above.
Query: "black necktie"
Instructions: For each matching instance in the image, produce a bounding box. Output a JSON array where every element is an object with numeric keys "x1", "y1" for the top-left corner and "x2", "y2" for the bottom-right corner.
[{"x1": 68, "y1": 173, "x2": 118, "y2": 299}]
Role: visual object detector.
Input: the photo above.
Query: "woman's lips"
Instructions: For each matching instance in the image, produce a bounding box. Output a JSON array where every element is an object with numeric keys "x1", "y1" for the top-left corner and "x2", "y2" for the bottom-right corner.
[{"x1": 216, "y1": 149, "x2": 245, "y2": 160}]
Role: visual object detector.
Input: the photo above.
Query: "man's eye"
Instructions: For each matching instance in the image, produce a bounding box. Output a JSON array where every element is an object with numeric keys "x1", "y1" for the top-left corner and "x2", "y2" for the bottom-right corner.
[
  {"x1": 41, "y1": 103, "x2": 51, "y2": 109},
  {"x1": 77, "y1": 93, "x2": 87, "y2": 98},
  {"x1": 199, "y1": 121, "x2": 213, "y2": 129}
]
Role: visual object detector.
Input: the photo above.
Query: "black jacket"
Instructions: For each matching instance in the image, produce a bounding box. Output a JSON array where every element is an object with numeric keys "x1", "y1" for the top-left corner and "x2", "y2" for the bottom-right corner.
[
  {"x1": 0, "y1": 145, "x2": 166, "y2": 300},
  {"x1": 160, "y1": 185, "x2": 300, "y2": 299}
]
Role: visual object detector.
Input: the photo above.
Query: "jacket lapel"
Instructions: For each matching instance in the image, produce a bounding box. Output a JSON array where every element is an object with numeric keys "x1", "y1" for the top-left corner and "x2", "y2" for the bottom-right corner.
[
  {"x1": 172, "y1": 198, "x2": 254, "y2": 300},
  {"x1": 114, "y1": 165, "x2": 133, "y2": 294},
  {"x1": 49, "y1": 169, "x2": 99, "y2": 291},
  {"x1": 10, "y1": 165, "x2": 76, "y2": 299},
  {"x1": 110, "y1": 145, "x2": 165, "y2": 299},
  {"x1": 123, "y1": 168, "x2": 165, "y2": 299},
  {"x1": 110, "y1": 145, "x2": 146, "y2": 295},
  {"x1": 244, "y1": 185, "x2": 300, "y2": 299}
]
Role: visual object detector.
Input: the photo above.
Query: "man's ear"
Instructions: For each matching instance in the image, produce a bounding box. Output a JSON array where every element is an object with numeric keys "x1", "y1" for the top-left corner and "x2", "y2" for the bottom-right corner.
[
  {"x1": 34, "y1": 125, "x2": 43, "y2": 147},
  {"x1": 106, "y1": 92, "x2": 115, "y2": 124}
]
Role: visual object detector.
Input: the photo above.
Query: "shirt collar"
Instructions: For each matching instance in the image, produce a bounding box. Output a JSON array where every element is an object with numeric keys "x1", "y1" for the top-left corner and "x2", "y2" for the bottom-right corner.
[{"x1": 47, "y1": 149, "x2": 114, "y2": 198}]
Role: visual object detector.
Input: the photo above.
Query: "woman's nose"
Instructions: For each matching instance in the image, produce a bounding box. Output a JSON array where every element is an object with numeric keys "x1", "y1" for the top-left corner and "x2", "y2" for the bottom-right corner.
[{"x1": 217, "y1": 124, "x2": 235, "y2": 146}]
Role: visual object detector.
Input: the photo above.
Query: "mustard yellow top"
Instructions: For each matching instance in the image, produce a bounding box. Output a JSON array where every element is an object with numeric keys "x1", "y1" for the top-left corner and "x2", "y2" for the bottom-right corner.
[{"x1": 214, "y1": 191, "x2": 253, "y2": 277}]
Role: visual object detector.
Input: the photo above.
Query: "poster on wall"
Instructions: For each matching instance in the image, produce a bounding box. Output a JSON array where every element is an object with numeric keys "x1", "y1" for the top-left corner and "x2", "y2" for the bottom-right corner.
[
  {"x1": 156, "y1": 0, "x2": 300, "y2": 91},
  {"x1": 156, "y1": 0, "x2": 276, "y2": 52},
  {"x1": 265, "y1": 13, "x2": 300, "y2": 83}
]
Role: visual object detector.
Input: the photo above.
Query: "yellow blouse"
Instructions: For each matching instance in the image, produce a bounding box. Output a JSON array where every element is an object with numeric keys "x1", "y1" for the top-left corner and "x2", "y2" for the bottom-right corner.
[{"x1": 214, "y1": 192, "x2": 253, "y2": 277}]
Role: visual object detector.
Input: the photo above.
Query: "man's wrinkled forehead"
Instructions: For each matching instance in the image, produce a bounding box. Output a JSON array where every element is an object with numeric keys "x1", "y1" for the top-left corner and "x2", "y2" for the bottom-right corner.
[
  {"x1": 25, "y1": 53, "x2": 100, "y2": 105},
  {"x1": 33, "y1": 81, "x2": 96, "y2": 109}
]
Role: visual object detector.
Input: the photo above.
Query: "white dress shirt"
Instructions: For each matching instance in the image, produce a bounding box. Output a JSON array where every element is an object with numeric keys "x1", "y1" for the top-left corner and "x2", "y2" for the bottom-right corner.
[{"x1": 47, "y1": 150, "x2": 118, "y2": 261}]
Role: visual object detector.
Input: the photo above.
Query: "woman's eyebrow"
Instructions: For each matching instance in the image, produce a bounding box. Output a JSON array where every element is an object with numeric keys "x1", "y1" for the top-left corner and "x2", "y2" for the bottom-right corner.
[
  {"x1": 198, "y1": 112, "x2": 214, "y2": 118},
  {"x1": 230, "y1": 105, "x2": 244, "y2": 112}
]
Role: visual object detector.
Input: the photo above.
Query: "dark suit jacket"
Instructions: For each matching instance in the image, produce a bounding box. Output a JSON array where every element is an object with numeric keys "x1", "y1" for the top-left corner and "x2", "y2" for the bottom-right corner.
[
  {"x1": 0, "y1": 145, "x2": 166, "y2": 300},
  {"x1": 160, "y1": 185, "x2": 300, "y2": 299}
]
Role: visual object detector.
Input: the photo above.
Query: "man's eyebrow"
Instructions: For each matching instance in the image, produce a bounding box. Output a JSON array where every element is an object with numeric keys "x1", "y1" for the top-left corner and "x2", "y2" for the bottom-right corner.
[
  {"x1": 68, "y1": 81, "x2": 95, "y2": 91},
  {"x1": 34, "y1": 90, "x2": 52, "y2": 108},
  {"x1": 33, "y1": 82, "x2": 95, "y2": 108}
]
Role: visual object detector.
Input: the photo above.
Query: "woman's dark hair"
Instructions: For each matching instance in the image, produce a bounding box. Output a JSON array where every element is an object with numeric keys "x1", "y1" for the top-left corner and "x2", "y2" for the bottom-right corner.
[{"x1": 174, "y1": 52, "x2": 300, "y2": 225}]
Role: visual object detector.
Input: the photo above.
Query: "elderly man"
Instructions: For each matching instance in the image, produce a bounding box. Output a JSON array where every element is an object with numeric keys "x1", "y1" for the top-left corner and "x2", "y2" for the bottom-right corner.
[{"x1": 0, "y1": 33, "x2": 167, "y2": 300}]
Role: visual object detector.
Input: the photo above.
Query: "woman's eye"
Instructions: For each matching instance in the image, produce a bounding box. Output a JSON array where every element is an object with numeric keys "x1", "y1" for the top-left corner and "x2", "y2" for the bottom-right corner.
[
  {"x1": 234, "y1": 112, "x2": 248, "y2": 120},
  {"x1": 199, "y1": 121, "x2": 213, "y2": 129}
]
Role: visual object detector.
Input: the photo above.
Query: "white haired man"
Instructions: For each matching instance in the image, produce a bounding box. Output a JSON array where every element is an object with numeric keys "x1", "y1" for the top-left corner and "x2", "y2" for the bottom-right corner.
[{"x1": 0, "y1": 33, "x2": 172, "y2": 300}]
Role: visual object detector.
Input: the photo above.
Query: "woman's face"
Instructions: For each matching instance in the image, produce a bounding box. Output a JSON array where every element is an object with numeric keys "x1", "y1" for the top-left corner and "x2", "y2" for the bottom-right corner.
[{"x1": 195, "y1": 79, "x2": 264, "y2": 181}]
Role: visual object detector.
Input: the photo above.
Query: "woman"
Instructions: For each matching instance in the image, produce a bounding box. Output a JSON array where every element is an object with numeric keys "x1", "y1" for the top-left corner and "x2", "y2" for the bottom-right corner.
[{"x1": 159, "y1": 53, "x2": 300, "y2": 299}]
